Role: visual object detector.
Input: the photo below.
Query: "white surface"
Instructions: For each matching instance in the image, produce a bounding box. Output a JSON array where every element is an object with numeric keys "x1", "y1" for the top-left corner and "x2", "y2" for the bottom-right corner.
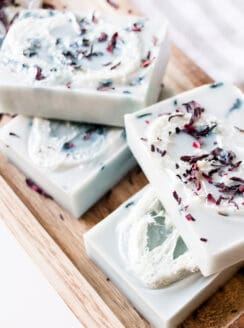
[
  {"x1": 0, "y1": 219, "x2": 82, "y2": 328},
  {"x1": 133, "y1": 0, "x2": 244, "y2": 88},
  {"x1": 125, "y1": 83, "x2": 244, "y2": 276},
  {"x1": 85, "y1": 185, "x2": 238, "y2": 328},
  {"x1": 0, "y1": 9, "x2": 169, "y2": 126},
  {"x1": 0, "y1": 116, "x2": 136, "y2": 217}
]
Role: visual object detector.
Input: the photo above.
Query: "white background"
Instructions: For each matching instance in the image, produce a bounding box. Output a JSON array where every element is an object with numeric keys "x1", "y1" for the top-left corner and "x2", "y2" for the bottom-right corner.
[
  {"x1": 133, "y1": 0, "x2": 244, "y2": 88},
  {"x1": 0, "y1": 220, "x2": 82, "y2": 328}
]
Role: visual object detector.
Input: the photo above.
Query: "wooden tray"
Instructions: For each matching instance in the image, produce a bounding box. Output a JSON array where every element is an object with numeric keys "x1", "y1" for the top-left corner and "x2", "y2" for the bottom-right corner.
[{"x1": 0, "y1": 1, "x2": 243, "y2": 327}]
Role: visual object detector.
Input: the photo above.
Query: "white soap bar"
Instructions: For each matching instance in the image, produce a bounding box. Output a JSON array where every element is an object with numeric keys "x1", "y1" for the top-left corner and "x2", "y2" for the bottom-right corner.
[
  {"x1": 84, "y1": 185, "x2": 239, "y2": 328},
  {"x1": 0, "y1": 116, "x2": 135, "y2": 217},
  {"x1": 118, "y1": 187, "x2": 198, "y2": 288},
  {"x1": 125, "y1": 83, "x2": 244, "y2": 276},
  {"x1": 0, "y1": 9, "x2": 169, "y2": 126},
  {"x1": 0, "y1": 1, "x2": 42, "y2": 45}
]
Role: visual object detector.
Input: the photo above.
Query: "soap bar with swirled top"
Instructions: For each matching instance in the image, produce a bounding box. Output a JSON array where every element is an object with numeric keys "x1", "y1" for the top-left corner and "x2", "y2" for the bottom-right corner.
[
  {"x1": 85, "y1": 185, "x2": 239, "y2": 328},
  {"x1": 125, "y1": 83, "x2": 244, "y2": 276},
  {"x1": 0, "y1": 115, "x2": 135, "y2": 217},
  {"x1": 0, "y1": 9, "x2": 169, "y2": 126}
]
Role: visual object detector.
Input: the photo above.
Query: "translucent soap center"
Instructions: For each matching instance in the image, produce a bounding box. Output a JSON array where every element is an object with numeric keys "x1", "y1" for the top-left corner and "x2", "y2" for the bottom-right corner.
[{"x1": 118, "y1": 189, "x2": 198, "y2": 288}]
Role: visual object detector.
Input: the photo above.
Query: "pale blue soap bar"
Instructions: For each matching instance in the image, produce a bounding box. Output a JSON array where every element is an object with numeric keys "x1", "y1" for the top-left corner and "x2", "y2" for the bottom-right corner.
[
  {"x1": 0, "y1": 115, "x2": 135, "y2": 217},
  {"x1": 125, "y1": 83, "x2": 244, "y2": 276},
  {"x1": 85, "y1": 185, "x2": 239, "y2": 328},
  {"x1": 0, "y1": 9, "x2": 169, "y2": 126}
]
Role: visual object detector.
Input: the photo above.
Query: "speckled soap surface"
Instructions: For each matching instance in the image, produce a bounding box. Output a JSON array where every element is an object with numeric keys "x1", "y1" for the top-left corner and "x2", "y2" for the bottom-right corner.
[
  {"x1": 0, "y1": 116, "x2": 135, "y2": 217},
  {"x1": 0, "y1": 9, "x2": 169, "y2": 126},
  {"x1": 85, "y1": 185, "x2": 239, "y2": 328},
  {"x1": 125, "y1": 83, "x2": 244, "y2": 276}
]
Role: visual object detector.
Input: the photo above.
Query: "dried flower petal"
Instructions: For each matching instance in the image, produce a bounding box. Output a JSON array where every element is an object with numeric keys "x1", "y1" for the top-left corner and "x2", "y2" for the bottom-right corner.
[
  {"x1": 185, "y1": 214, "x2": 196, "y2": 221},
  {"x1": 207, "y1": 193, "x2": 216, "y2": 204},
  {"x1": 35, "y1": 66, "x2": 45, "y2": 80},
  {"x1": 192, "y1": 140, "x2": 201, "y2": 148},
  {"x1": 173, "y1": 190, "x2": 181, "y2": 205},
  {"x1": 98, "y1": 32, "x2": 108, "y2": 42},
  {"x1": 26, "y1": 178, "x2": 53, "y2": 199},
  {"x1": 106, "y1": 0, "x2": 119, "y2": 9},
  {"x1": 106, "y1": 32, "x2": 118, "y2": 53}
]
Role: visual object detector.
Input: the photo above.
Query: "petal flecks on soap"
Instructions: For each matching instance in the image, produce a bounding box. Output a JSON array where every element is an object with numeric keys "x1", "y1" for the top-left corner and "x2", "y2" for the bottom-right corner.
[{"x1": 185, "y1": 214, "x2": 196, "y2": 222}]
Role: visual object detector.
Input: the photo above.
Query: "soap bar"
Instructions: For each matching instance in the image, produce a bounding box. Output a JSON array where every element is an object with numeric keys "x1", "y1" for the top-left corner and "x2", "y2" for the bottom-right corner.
[
  {"x1": 0, "y1": 9, "x2": 169, "y2": 126},
  {"x1": 0, "y1": 1, "x2": 42, "y2": 45},
  {"x1": 125, "y1": 83, "x2": 244, "y2": 276},
  {"x1": 0, "y1": 116, "x2": 135, "y2": 217},
  {"x1": 118, "y1": 187, "x2": 198, "y2": 288},
  {"x1": 85, "y1": 185, "x2": 239, "y2": 328}
]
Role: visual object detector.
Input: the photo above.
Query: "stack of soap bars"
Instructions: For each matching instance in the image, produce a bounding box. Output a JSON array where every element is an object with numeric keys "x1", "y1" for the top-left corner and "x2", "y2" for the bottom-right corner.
[
  {"x1": 0, "y1": 8, "x2": 168, "y2": 216},
  {"x1": 0, "y1": 6, "x2": 242, "y2": 328},
  {"x1": 85, "y1": 83, "x2": 244, "y2": 327}
]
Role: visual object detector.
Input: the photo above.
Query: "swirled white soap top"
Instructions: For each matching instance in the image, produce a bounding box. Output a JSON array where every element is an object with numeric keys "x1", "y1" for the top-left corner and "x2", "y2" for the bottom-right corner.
[
  {"x1": 0, "y1": 9, "x2": 165, "y2": 91},
  {"x1": 0, "y1": 9, "x2": 168, "y2": 126}
]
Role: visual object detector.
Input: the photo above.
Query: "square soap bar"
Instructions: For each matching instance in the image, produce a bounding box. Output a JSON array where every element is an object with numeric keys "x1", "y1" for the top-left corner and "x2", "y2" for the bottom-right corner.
[
  {"x1": 85, "y1": 186, "x2": 239, "y2": 328},
  {"x1": 0, "y1": 116, "x2": 136, "y2": 217},
  {"x1": 0, "y1": 9, "x2": 169, "y2": 126},
  {"x1": 125, "y1": 83, "x2": 244, "y2": 276}
]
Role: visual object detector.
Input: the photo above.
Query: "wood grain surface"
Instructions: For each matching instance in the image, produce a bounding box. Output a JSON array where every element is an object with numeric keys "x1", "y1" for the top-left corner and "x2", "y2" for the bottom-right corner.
[
  {"x1": 0, "y1": 1, "x2": 243, "y2": 327},
  {"x1": 0, "y1": 177, "x2": 123, "y2": 328}
]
